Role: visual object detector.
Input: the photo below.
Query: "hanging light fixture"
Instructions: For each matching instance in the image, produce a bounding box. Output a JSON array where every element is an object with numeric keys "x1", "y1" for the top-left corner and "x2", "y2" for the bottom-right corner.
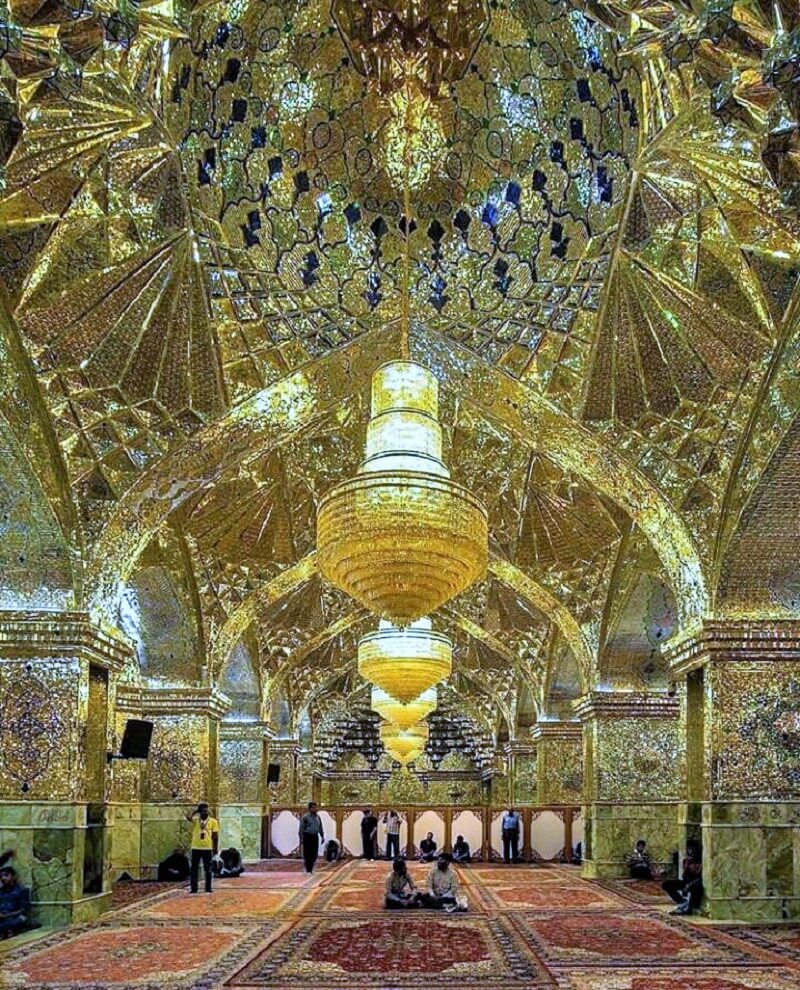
[
  {"x1": 372, "y1": 684, "x2": 437, "y2": 729},
  {"x1": 359, "y1": 618, "x2": 452, "y2": 703},
  {"x1": 380, "y1": 720, "x2": 429, "y2": 765}
]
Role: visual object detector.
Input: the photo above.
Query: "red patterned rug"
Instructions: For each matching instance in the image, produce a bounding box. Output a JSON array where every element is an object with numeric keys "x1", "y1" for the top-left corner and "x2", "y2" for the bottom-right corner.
[
  {"x1": 564, "y1": 970, "x2": 800, "y2": 989},
  {"x1": 510, "y1": 911, "x2": 758, "y2": 966},
  {"x1": 226, "y1": 914, "x2": 554, "y2": 987},
  {"x1": 4, "y1": 923, "x2": 242, "y2": 988},
  {"x1": 5, "y1": 859, "x2": 799, "y2": 988},
  {"x1": 110, "y1": 880, "x2": 180, "y2": 909}
]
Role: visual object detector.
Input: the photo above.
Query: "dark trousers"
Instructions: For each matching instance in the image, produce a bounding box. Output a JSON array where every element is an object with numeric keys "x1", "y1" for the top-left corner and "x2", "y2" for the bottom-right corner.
[
  {"x1": 362, "y1": 835, "x2": 376, "y2": 860},
  {"x1": 386, "y1": 833, "x2": 401, "y2": 860},
  {"x1": 663, "y1": 877, "x2": 703, "y2": 910},
  {"x1": 302, "y1": 833, "x2": 319, "y2": 873},
  {"x1": 190, "y1": 849, "x2": 213, "y2": 892},
  {"x1": 502, "y1": 829, "x2": 519, "y2": 863},
  {"x1": 630, "y1": 863, "x2": 652, "y2": 880}
]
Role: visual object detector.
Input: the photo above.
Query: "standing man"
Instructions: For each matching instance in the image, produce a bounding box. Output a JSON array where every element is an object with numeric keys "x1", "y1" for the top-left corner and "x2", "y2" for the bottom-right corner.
[
  {"x1": 361, "y1": 808, "x2": 378, "y2": 860},
  {"x1": 186, "y1": 802, "x2": 219, "y2": 893},
  {"x1": 383, "y1": 809, "x2": 401, "y2": 860},
  {"x1": 502, "y1": 808, "x2": 521, "y2": 864},
  {"x1": 298, "y1": 801, "x2": 324, "y2": 874}
]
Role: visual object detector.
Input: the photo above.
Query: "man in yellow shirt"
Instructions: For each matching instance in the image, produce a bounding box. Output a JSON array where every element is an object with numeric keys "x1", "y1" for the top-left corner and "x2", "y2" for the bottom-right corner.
[{"x1": 186, "y1": 802, "x2": 219, "y2": 893}]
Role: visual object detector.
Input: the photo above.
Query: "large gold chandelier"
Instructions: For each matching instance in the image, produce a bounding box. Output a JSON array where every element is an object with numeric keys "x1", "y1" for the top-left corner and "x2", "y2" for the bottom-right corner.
[
  {"x1": 372, "y1": 685, "x2": 437, "y2": 729},
  {"x1": 358, "y1": 618, "x2": 452, "y2": 703},
  {"x1": 380, "y1": 721, "x2": 429, "y2": 765},
  {"x1": 316, "y1": 361, "x2": 488, "y2": 625}
]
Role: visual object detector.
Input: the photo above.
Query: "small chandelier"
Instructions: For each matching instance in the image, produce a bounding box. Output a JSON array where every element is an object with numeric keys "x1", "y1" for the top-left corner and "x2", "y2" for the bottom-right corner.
[
  {"x1": 380, "y1": 721, "x2": 429, "y2": 765},
  {"x1": 358, "y1": 618, "x2": 452, "y2": 703},
  {"x1": 317, "y1": 362, "x2": 488, "y2": 625},
  {"x1": 372, "y1": 685, "x2": 437, "y2": 729}
]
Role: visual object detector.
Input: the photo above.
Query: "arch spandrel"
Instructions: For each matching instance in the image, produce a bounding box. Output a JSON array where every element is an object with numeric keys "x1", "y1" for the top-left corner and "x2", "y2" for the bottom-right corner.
[{"x1": 87, "y1": 324, "x2": 707, "y2": 633}]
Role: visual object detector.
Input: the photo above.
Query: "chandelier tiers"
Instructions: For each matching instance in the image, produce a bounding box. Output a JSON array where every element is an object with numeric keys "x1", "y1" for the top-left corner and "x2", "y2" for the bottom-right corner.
[
  {"x1": 380, "y1": 720, "x2": 430, "y2": 766},
  {"x1": 317, "y1": 361, "x2": 488, "y2": 626},
  {"x1": 372, "y1": 685, "x2": 437, "y2": 729},
  {"x1": 358, "y1": 618, "x2": 452, "y2": 704}
]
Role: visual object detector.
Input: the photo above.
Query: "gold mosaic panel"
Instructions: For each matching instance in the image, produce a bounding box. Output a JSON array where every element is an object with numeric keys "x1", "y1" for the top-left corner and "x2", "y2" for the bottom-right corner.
[
  {"x1": 710, "y1": 662, "x2": 800, "y2": 801},
  {"x1": 0, "y1": 659, "x2": 83, "y2": 801},
  {"x1": 593, "y1": 717, "x2": 685, "y2": 803}
]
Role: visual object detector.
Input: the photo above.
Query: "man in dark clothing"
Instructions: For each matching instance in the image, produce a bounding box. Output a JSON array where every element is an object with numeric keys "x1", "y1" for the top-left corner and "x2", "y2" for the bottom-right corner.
[
  {"x1": 0, "y1": 866, "x2": 30, "y2": 939},
  {"x1": 215, "y1": 847, "x2": 244, "y2": 877},
  {"x1": 361, "y1": 808, "x2": 378, "y2": 860},
  {"x1": 663, "y1": 858, "x2": 703, "y2": 915},
  {"x1": 157, "y1": 848, "x2": 190, "y2": 882},
  {"x1": 419, "y1": 832, "x2": 437, "y2": 862},
  {"x1": 298, "y1": 801, "x2": 324, "y2": 873}
]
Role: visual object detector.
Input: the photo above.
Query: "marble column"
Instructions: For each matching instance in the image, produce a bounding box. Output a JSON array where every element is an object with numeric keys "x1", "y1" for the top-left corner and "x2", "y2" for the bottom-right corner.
[
  {"x1": 530, "y1": 721, "x2": 582, "y2": 806},
  {"x1": 110, "y1": 685, "x2": 230, "y2": 879},
  {"x1": 667, "y1": 620, "x2": 800, "y2": 920},
  {"x1": 574, "y1": 692, "x2": 683, "y2": 879},
  {"x1": 218, "y1": 721, "x2": 272, "y2": 861},
  {"x1": 0, "y1": 611, "x2": 132, "y2": 926}
]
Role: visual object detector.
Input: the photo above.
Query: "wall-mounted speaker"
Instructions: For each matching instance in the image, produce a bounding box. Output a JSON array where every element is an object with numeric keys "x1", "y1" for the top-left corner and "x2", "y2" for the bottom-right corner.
[
  {"x1": 267, "y1": 763, "x2": 281, "y2": 784},
  {"x1": 119, "y1": 719, "x2": 154, "y2": 759}
]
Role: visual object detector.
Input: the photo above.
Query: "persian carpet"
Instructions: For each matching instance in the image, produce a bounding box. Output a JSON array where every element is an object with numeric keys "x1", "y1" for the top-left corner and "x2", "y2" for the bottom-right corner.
[{"x1": 4, "y1": 858, "x2": 800, "y2": 989}]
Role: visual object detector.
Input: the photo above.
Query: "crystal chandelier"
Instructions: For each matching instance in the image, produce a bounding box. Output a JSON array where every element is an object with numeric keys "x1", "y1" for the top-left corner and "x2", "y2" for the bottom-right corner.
[
  {"x1": 372, "y1": 685, "x2": 437, "y2": 729},
  {"x1": 317, "y1": 361, "x2": 488, "y2": 625},
  {"x1": 380, "y1": 721, "x2": 429, "y2": 765},
  {"x1": 358, "y1": 618, "x2": 452, "y2": 703}
]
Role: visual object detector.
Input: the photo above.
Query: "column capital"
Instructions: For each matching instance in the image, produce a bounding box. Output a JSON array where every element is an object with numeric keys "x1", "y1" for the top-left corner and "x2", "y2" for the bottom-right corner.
[
  {"x1": 0, "y1": 609, "x2": 133, "y2": 671},
  {"x1": 529, "y1": 720, "x2": 582, "y2": 742},
  {"x1": 219, "y1": 720, "x2": 274, "y2": 742},
  {"x1": 117, "y1": 684, "x2": 231, "y2": 719},
  {"x1": 667, "y1": 618, "x2": 800, "y2": 676},
  {"x1": 503, "y1": 740, "x2": 536, "y2": 757},
  {"x1": 573, "y1": 691, "x2": 679, "y2": 721}
]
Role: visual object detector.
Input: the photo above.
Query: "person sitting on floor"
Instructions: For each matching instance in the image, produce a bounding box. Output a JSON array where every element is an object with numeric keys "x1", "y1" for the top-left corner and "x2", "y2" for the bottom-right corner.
[
  {"x1": 157, "y1": 847, "x2": 190, "y2": 882},
  {"x1": 0, "y1": 866, "x2": 30, "y2": 939},
  {"x1": 325, "y1": 838, "x2": 341, "y2": 862},
  {"x1": 216, "y1": 847, "x2": 244, "y2": 877},
  {"x1": 419, "y1": 832, "x2": 438, "y2": 862},
  {"x1": 452, "y1": 835, "x2": 471, "y2": 864},
  {"x1": 385, "y1": 858, "x2": 422, "y2": 909},
  {"x1": 425, "y1": 853, "x2": 467, "y2": 912},
  {"x1": 571, "y1": 841, "x2": 582, "y2": 865},
  {"x1": 629, "y1": 839, "x2": 654, "y2": 880},
  {"x1": 663, "y1": 855, "x2": 703, "y2": 915}
]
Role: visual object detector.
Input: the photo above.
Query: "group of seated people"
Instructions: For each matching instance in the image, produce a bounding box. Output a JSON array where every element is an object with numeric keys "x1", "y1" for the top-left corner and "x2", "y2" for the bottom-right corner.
[
  {"x1": 418, "y1": 832, "x2": 471, "y2": 863},
  {"x1": 385, "y1": 854, "x2": 468, "y2": 912},
  {"x1": 158, "y1": 846, "x2": 244, "y2": 881},
  {"x1": 629, "y1": 838, "x2": 704, "y2": 916}
]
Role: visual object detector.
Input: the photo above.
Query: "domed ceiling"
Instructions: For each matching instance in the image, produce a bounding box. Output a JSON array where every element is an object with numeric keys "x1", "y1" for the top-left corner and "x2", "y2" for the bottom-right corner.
[{"x1": 0, "y1": 0, "x2": 799, "y2": 742}]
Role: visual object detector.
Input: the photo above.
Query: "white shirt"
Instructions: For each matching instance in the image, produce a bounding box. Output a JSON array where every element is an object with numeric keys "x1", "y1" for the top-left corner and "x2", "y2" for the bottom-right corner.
[
  {"x1": 385, "y1": 813, "x2": 401, "y2": 835},
  {"x1": 502, "y1": 812, "x2": 520, "y2": 830}
]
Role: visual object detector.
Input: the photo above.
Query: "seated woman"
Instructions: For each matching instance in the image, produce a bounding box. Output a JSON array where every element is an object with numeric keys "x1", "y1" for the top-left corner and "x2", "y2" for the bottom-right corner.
[
  {"x1": 419, "y1": 832, "x2": 438, "y2": 862},
  {"x1": 629, "y1": 839, "x2": 654, "y2": 880},
  {"x1": 425, "y1": 853, "x2": 467, "y2": 912},
  {"x1": 452, "y1": 835, "x2": 471, "y2": 864},
  {"x1": 385, "y1": 858, "x2": 421, "y2": 909}
]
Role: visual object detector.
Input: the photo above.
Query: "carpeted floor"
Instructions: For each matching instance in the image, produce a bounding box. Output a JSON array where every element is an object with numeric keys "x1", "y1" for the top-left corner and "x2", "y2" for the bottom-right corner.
[{"x1": 3, "y1": 861, "x2": 800, "y2": 989}]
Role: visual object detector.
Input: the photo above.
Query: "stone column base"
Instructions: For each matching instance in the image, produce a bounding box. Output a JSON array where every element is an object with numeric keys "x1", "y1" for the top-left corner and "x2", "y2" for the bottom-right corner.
[
  {"x1": 701, "y1": 801, "x2": 800, "y2": 921},
  {"x1": 0, "y1": 801, "x2": 112, "y2": 927},
  {"x1": 218, "y1": 804, "x2": 265, "y2": 860},
  {"x1": 109, "y1": 803, "x2": 195, "y2": 880},
  {"x1": 582, "y1": 801, "x2": 681, "y2": 879}
]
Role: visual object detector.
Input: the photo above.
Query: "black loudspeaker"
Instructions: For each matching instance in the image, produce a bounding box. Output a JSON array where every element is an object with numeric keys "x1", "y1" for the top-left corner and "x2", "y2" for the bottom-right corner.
[
  {"x1": 267, "y1": 763, "x2": 281, "y2": 784},
  {"x1": 119, "y1": 719, "x2": 154, "y2": 759}
]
